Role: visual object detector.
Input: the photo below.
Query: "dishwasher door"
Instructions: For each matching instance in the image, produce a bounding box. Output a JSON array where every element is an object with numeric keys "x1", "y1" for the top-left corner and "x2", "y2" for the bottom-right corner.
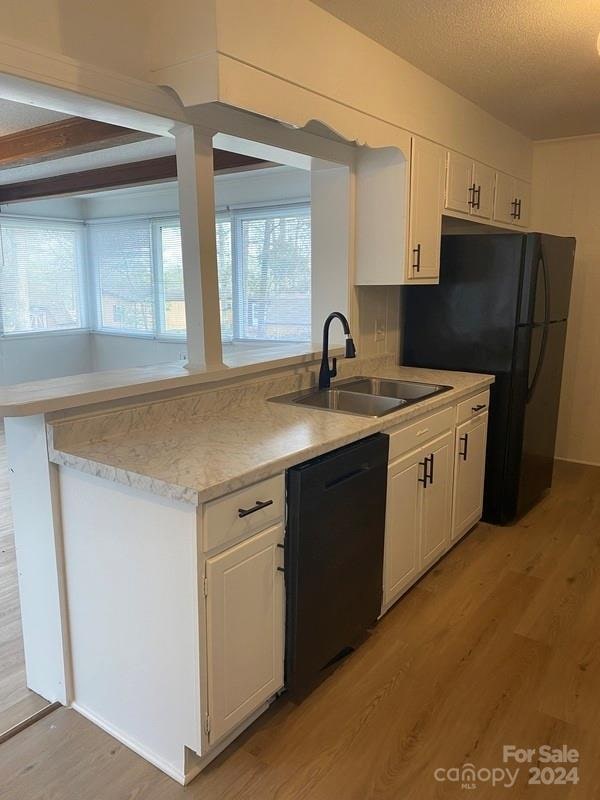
[{"x1": 285, "y1": 433, "x2": 389, "y2": 695}]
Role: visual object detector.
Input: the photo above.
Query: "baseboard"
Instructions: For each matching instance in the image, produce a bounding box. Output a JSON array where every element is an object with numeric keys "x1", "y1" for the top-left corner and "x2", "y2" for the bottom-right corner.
[
  {"x1": 555, "y1": 456, "x2": 600, "y2": 468},
  {"x1": 71, "y1": 703, "x2": 187, "y2": 785}
]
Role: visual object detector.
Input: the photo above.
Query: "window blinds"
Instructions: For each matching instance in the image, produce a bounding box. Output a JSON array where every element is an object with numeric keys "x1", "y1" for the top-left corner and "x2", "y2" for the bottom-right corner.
[
  {"x1": 237, "y1": 206, "x2": 311, "y2": 341},
  {"x1": 88, "y1": 220, "x2": 155, "y2": 334},
  {"x1": 0, "y1": 220, "x2": 84, "y2": 334}
]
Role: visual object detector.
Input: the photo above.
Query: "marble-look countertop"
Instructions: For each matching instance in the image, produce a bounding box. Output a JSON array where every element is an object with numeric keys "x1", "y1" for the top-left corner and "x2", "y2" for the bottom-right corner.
[{"x1": 49, "y1": 366, "x2": 493, "y2": 506}]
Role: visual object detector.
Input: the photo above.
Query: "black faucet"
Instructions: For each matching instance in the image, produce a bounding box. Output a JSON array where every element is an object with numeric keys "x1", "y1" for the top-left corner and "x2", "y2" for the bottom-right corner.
[{"x1": 318, "y1": 312, "x2": 357, "y2": 390}]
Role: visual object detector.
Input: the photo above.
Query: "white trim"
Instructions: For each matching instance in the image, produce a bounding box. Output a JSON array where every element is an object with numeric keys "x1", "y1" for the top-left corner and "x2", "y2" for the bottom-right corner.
[
  {"x1": 0, "y1": 328, "x2": 90, "y2": 341},
  {"x1": 555, "y1": 456, "x2": 600, "y2": 469},
  {"x1": 0, "y1": 212, "x2": 85, "y2": 225}
]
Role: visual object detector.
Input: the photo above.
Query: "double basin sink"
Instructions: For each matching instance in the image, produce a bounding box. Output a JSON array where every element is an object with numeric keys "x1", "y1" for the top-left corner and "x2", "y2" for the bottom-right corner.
[{"x1": 270, "y1": 376, "x2": 452, "y2": 418}]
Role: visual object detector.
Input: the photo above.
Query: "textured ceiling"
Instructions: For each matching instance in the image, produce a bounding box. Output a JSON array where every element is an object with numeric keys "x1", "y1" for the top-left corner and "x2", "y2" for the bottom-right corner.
[
  {"x1": 310, "y1": 0, "x2": 600, "y2": 139},
  {"x1": 0, "y1": 98, "x2": 68, "y2": 136}
]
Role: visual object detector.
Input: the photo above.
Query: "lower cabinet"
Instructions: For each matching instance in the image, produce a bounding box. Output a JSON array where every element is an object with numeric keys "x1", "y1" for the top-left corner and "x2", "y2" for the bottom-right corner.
[
  {"x1": 384, "y1": 429, "x2": 454, "y2": 607},
  {"x1": 420, "y1": 430, "x2": 454, "y2": 567},
  {"x1": 204, "y1": 522, "x2": 285, "y2": 745},
  {"x1": 453, "y1": 412, "x2": 488, "y2": 541}
]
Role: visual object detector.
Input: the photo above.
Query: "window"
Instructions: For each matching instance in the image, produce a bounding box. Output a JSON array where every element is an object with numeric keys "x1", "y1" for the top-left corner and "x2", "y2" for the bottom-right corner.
[
  {"x1": 216, "y1": 204, "x2": 311, "y2": 343},
  {"x1": 0, "y1": 220, "x2": 85, "y2": 334},
  {"x1": 154, "y1": 220, "x2": 186, "y2": 337},
  {"x1": 234, "y1": 206, "x2": 311, "y2": 342},
  {"x1": 88, "y1": 220, "x2": 155, "y2": 334}
]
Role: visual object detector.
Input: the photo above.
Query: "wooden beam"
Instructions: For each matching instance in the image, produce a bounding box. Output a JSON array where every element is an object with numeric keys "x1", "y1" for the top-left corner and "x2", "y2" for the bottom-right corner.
[
  {"x1": 0, "y1": 151, "x2": 267, "y2": 203},
  {"x1": 0, "y1": 118, "x2": 156, "y2": 170}
]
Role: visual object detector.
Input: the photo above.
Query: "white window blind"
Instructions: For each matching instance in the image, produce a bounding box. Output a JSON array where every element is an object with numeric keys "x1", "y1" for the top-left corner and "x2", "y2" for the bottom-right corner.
[
  {"x1": 236, "y1": 206, "x2": 311, "y2": 341},
  {"x1": 88, "y1": 220, "x2": 155, "y2": 334},
  {"x1": 0, "y1": 220, "x2": 85, "y2": 334},
  {"x1": 156, "y1": 221, "x2": 186, "y2": 336},
  {"x1": 216, "y1": 217, "x2": 233, "y2": 340}
]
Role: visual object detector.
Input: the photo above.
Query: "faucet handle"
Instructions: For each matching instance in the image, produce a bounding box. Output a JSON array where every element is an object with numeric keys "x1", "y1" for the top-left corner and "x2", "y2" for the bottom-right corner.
[{"x1": 330, "y1": 357, "x2": 338, "y2": 379}]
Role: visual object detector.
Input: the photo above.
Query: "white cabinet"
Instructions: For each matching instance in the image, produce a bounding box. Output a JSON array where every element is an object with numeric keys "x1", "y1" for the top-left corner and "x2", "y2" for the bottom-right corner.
[
  {"x1": 471, "y1": 161, "x2": 495, "y2": 220},
  {"x1": 384, "y1": 450, "x2": 421, "y2": 601},
  {"x1": 408, "y1": 136, "x2": 445, "y2": 282},
  {"x1": 420, "y1": 430, "x2": 454, "y2": 567},
  {"x1": 445, "y1": 150, "x2": 495, "y2": 221},
  {"x1": 384, "y1": 429, "x2": 454, "y2": 607},
  {"x1": 445, "y1": 151, "x2": 473, "y2": 215},
  {"x1": 453, "y1": 412, "x2": 488, "y2": 541},
  {"x1": 204, "y1": 523, "x2": 284, "y2": 745},
  {"x1": 494, "y1": 172, "x2": 531, "y2": 228}
]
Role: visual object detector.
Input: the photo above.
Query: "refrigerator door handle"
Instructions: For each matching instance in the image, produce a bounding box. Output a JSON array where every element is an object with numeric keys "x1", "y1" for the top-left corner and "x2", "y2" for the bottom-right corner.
[{"x1": 527, "y1": 253, "x2": 551, "y2": 401}]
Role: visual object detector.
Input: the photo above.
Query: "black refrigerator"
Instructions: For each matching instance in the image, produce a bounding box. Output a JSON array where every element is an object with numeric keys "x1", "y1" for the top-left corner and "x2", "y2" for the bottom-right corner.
[{"x1": 403, "y1": 233, "x2": 575, "y2": 525}]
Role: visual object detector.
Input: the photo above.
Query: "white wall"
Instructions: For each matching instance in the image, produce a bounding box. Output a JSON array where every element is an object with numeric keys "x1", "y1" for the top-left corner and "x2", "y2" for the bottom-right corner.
[
  {"x1": 531, "y1": 135, "x2": 600, "y2": 466},
  {"x1": 91, "y1": 335, "x2": 186, "y2": 371},
  {"x1": 0, "y1": 332, "x2": 92, "y2": 385}
]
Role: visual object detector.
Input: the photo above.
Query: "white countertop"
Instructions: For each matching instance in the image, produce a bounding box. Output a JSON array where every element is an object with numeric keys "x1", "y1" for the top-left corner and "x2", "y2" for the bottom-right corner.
[{"x1": 49, "y1": 365, "x2": 493, "y2": 506}]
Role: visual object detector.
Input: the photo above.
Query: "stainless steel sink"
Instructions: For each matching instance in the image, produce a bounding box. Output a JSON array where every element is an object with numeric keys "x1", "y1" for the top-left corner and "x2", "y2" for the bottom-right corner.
[
  {"x1": 293, "y1": 389, "x2": 407, "y2": 417},
  {"x1": 269, "y1": 376, "x2": 452, "y2": 418},
  {"x1": 339, "y1": 376, "x2": 452, "y2": 402}
]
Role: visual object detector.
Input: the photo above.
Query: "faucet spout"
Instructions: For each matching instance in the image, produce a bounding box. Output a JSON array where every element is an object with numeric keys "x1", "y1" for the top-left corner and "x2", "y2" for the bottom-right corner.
[{"x1": 319, "y1": 312, "x2": 357, "y2": 390}]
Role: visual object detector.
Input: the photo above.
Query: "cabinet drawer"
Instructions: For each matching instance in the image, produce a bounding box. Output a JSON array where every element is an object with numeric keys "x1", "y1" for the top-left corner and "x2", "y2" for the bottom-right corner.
[
  {"x1": 203, "y1": 474, "x2": 285, "y2": 552},
  {"x1": 387, "y1": 406, "x2": 454, "y2": 461},
  {"x1": 456, "y1": 390, "x2": 490, "y2": 425}
]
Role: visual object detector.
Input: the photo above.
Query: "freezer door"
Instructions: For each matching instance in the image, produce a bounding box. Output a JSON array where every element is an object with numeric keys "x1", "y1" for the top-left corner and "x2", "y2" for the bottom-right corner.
[
  {"x1": 541, "y1": 234, "x2": 575, "y2": 322},
  {"x1": 404, "y1": 233, "x2": 526, "y2": 373},
  {"x1": 518, "y1": 234, "x2": 575, "y2": 326},
  {"x1": 516, "y1": 321, "x2": 569, "y2": 519}
]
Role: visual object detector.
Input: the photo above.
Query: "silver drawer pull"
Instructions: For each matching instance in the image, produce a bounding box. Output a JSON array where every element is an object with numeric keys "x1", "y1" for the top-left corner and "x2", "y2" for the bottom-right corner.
[
  {"x1": 416, "y1": 427, "x2": 430, "y2": 436},
  {"x1": 238, "y1": 499, "x2": 274, "y2": 518}
]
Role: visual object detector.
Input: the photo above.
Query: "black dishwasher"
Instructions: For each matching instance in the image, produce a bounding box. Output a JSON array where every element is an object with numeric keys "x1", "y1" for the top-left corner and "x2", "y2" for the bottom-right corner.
[{"x1": 285, "y1": 433, "x2": 389, "y2": 695}]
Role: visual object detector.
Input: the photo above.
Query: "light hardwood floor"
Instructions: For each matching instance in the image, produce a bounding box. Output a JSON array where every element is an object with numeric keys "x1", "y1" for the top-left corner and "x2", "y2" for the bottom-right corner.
[
  {"x1": 1, "y1": 460, "x2": 600, "y2": 798},
  {"x1": 0, "y1": 432, "x2": 48, "y2": 735}
]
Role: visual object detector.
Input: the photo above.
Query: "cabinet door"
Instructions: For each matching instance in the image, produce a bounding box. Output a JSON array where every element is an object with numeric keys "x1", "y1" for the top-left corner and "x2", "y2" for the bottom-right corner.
[
  {"x1": 514, "y1": 178, "x2": 531, "y2": 228},
  {"x1": 205, "y1": 523, "x2": 284, "y2": 745},
  {"x1": 453, "y1": 414, "x2": 488, "y2": 541},
  {"x1": 408, "y1": 136, "x2": 445, "y2": 281},
  {"x1": 493, "y1": 171, "x2": 518, "y2": 225},
  {"x1": 445, "y1": 151, "x2": 473, "y2": 214},
  {"x1": 420, "y1": 431, "x2": 454, "y2": 567},
  {"x1": 384, "y1": 450, "x2": 423, "y2": 606},
  {"x1": 471, "y1": 161, "x2": 495, "y2": 220}
]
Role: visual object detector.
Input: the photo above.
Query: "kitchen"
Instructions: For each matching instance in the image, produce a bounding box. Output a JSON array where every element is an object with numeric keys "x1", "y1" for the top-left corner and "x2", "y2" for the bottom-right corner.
[{"x1": 0, "y1": 2, "x2": 599, "y2": 798}]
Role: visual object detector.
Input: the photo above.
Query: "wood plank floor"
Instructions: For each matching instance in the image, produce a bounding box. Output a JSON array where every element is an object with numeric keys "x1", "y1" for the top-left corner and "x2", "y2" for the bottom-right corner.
[
  {"x1": 1, "y1": 460, "x2": 600, "y2": 798},
  {"x1": 0, "y1": 431, "x2": 48, "y2": 735}
]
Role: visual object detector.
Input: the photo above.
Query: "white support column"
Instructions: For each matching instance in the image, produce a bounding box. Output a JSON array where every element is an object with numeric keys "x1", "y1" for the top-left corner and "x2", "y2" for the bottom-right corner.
[
  {"x1": 310, "y1": 162, "x2": 352, "y2": 347},
  {"x1": 173, "y1": 124, "x2": 224, "y2": 370},
  {"x1": 5, "y1": 415, "x2": 71, "y2": 704}
]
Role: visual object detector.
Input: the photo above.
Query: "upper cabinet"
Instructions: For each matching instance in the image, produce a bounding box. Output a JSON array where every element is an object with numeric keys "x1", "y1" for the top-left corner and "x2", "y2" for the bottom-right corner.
[
  {"x1": 355, "y1": 137, "x2": 531, "y2": 288},
  {"x1": 355, "y1": 135, "x2": 444, "y2": 286},
  {"x1": 408, "y1": 137, "x2": 445, "y2": 282},
  {"x1": 445, "y1": 151, "x2": 496, "y2": 221},
  {"x1": 493, "y1": 172, "x2": 530, "y2": 228}
]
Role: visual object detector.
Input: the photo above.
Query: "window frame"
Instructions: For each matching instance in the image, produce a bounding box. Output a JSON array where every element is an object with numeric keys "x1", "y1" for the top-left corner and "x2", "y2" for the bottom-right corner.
[{"x1": 0, "y1": 215, "x2": 88, "y2": 337}]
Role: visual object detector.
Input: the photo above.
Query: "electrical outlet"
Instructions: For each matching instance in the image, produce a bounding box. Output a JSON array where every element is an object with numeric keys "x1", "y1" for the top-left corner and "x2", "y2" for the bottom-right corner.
[{"x1": 374, "y1": 319, "x2": 385, "y2": 343}]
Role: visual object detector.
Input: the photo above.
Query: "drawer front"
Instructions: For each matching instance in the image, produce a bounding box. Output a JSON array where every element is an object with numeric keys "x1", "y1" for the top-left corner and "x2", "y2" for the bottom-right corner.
[
  {"x1": 203, "y1": 474, "x2": 285, "y2": 553},
  {"x1": 387, "y1": 406, "x2": 455, "y2": 461},
  {"x1": 456, "y1": 390, "x2": 490, "y2": 425}
]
